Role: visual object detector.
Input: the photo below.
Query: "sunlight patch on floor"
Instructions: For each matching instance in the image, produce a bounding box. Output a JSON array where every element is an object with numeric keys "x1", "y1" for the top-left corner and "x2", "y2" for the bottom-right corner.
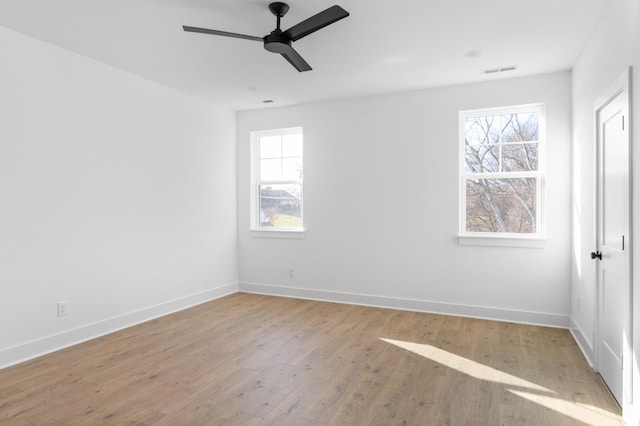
[
  {"x1": 509, "y1": 390, "x2": 621, "y2": 426},
  {"x1": 380, "y1": 337, "x2": 622, "y2": 425},
  {"x1": 380, "y1": 337, "x2": 549, "y2": 392}
]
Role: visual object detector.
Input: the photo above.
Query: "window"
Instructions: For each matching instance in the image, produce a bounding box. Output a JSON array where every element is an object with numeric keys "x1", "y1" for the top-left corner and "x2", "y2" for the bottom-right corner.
[
  {"x1": 250, "y1": 127, "x2": 303, "y2": 232},
  {"x1": 459, "y1": 104, "x2": 544, "y2": 242}
]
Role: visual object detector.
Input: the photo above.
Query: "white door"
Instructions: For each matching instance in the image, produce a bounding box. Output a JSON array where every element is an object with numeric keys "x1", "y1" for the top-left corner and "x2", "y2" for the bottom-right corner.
[{"x1": 595, "y1": 69, "x2": 631, "y2": 406}]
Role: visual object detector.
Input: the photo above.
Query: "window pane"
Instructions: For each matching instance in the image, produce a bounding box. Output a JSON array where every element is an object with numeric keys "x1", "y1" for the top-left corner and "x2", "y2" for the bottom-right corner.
[
  {"x1": 282, "y1": 157, "x2": 303, "y2": 180},
  {"x1": 282, "y1": 133, "x2": 303, "y2": 157},
  {"x1": 465, "y1": 116, "x2": 500, "y2": 145},
  {"x1": 502, "y1": 112, "x2": 539, "y2": 142},
  {"x1": 502, "y1": 143, "x2": 538, "y2": 172},
  {"x1": 465, "y1": 144, "x2": 499, "y2": 173},
  {"x1": 466, "y1": 178, "x2": 537, "y2": 233},
  {"x1": 259, "y1": 184, "x2": 302, "y2": 228},
  {"x1": 260, "y1": 135, "x2": 282, "y2": 159},
  {"x1": 260, "y1": 158, "x2": 281, "y2": 181}
]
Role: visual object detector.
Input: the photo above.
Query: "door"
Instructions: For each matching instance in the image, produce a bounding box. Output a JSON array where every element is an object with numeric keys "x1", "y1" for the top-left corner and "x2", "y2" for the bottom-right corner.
[{"x1": 594, "y1": 68, "x2": 631, "y2": 406}]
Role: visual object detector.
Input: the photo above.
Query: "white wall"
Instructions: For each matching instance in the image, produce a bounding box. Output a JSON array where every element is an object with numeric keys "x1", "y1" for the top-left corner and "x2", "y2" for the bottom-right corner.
[
  {"x1": 0, "y1": 26, "x2": 238, "y2": 367},
  {"x1": 570, "y1": 0, "x2": 640, "y2": 420},
  {"x1": 238, "y1": 72, "x2": 572, "y2": 326}
]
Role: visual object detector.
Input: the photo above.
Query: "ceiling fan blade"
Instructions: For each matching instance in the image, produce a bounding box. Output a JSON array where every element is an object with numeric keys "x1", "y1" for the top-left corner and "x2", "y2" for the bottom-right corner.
[
  {"x1": 280, "y1": 45, "x2": 312, "y2": 72},
  {"x1": 283, "y1": 5, "x2": 349, "y2": 41},
  {"x1": 182, "y1": 26, "x2": 263, "y2": 42}
]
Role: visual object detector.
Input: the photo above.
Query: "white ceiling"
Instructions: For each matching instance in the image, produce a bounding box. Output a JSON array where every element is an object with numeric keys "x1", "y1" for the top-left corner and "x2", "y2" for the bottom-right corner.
[{"x1": 0, "y1": 0, "x2": 611, "y2": 111}]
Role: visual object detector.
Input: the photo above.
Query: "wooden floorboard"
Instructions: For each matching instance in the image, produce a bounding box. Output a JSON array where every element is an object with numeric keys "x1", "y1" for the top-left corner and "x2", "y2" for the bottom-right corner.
[{"x1": 0, "y1": 293, "x2": 622, "y2": 425}]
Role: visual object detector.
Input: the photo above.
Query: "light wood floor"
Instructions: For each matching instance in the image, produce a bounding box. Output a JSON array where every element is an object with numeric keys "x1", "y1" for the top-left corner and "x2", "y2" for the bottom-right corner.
[{"x1": 0, "y1": 293, "x2": 621, "y2": 425}]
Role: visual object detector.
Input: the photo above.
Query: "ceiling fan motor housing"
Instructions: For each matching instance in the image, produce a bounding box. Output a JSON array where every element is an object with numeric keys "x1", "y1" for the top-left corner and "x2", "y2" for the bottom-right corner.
[{"x1": 264, "y1": 31, "x2": 291, "y2": 53}]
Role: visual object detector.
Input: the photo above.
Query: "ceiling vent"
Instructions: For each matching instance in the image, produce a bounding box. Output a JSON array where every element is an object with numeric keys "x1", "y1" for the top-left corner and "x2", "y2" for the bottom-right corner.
[{"x1": 482, "y1": 65, "x2": 517, "y2": 75}]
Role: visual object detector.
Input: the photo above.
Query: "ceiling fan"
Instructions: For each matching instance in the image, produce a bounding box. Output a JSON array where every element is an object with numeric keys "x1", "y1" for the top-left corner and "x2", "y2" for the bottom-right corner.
[{"x1": 183, "y1": 2, "x2": 349, "y2": 72}]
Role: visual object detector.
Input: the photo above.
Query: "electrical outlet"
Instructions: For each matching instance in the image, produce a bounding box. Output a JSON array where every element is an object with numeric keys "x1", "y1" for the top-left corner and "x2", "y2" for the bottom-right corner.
[{"x1": 58, "y1": 301, "x2": 68, "y2": 317}]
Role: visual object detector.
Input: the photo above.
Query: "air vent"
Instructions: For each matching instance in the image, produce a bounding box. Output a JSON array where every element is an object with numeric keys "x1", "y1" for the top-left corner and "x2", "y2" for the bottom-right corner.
[{"x1": 482, "y1": 65, "x2": 517, "y2": 75}]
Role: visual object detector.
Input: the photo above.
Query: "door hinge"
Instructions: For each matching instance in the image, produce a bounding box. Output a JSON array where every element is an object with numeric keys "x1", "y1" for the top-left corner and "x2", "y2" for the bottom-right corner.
[{"x1": 622, "y1": 235, "x2": 625, "y2": 251}]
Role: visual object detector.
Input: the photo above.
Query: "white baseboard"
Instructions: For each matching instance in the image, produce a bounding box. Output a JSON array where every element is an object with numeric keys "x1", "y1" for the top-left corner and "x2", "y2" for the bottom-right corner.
[
  {"x1": 0, "y1": 282, "x2": 238, "y2": 369},
  {"x1": 239, "y1": 282, "x2": 570, "y2": 328},
  {"x1": 2, "y1": 281, "x2": 575, "y2": 371},
  {"x1": 569, "y1": 316, "x2": 595, "y2": 367}
]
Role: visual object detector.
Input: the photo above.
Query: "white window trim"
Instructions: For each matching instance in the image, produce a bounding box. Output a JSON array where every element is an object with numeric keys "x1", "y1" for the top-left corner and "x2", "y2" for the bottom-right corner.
[
  {"x1": 250, "y1": 127, "x2": 305, "y2": 237},
  {"x1": 249, "y1": 229, "x2": 305, "y2": 239},
  {"x1": 458, "y1": 103, "x2": 546, "y2": 248}
]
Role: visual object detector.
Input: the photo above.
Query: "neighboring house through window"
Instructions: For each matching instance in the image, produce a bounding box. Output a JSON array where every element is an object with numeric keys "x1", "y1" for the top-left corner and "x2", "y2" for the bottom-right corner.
[
  {"x1": 459, "y1": 104, "x2": 545, "y2": 243},
  {"x1": 250, "y1": 127, "x2": 303, "y2": 231}
]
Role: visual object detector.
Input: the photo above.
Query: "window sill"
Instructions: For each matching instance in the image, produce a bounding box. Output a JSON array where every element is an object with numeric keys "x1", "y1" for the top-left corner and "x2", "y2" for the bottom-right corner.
[
  {"x1": 249, "y1": 229, "x2": 305, "y2": 239},
  {"x1": 458, "y1": 234, "x2": 546, "y2": 248}
]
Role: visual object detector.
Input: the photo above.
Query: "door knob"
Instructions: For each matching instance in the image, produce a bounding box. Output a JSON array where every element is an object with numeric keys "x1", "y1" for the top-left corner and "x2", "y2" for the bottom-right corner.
[{"x1": 590, "y1": 251, "x2": 602, "y2": 260}]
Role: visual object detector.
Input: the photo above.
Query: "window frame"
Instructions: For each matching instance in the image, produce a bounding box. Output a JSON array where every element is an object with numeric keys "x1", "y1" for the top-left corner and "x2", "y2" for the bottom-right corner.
[
  {"x1": 250, "y1": 127, "x2": 305, "y2": 237},
  {"x1": 458, "y1": 103, "x2": 546, "y2": 247}
]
